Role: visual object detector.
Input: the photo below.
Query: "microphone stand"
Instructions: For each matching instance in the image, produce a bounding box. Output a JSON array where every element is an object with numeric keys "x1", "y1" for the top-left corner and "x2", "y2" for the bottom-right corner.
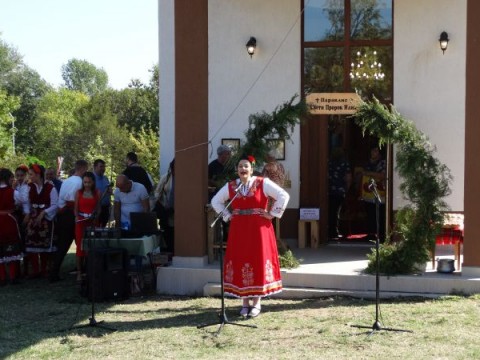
[
  {"x1": 351, "y1": 179, "x2": 411, "y2": 336},
  {"x1": 197, "y1": 185, "x2": 257, "y2": 335}
]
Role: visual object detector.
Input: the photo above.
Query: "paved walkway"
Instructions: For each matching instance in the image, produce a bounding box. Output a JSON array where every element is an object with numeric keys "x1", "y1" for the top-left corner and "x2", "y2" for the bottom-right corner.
[{"x1": 288, "y1": 241, "x2": 463, "y2": 276}]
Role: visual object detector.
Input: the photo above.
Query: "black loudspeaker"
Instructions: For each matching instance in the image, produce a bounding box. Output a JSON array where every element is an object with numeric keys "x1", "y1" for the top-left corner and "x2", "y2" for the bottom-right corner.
[{"x1": 87, "y1": 247, "x2": 129, "y2": 302}]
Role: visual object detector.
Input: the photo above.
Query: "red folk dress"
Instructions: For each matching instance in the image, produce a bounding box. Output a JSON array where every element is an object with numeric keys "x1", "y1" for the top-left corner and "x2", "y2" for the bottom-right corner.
[
  {"x1": 25, "y1": 182, "x2": 56, "y2": 253},
  {"x1": 0, "y1": 186, "x2": 22, "y2": 264},
  {"x1": 75, "y1": 190, "x2": 100, "y2": 257},
  {"x1": 220, "y1": 177, "x2": 286, "y2": 298}
]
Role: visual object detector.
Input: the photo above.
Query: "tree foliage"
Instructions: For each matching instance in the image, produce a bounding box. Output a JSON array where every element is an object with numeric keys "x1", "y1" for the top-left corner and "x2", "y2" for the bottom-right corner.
[
  {"x1": 0, "y1": 90, "x2": 20, "y2": 157},
  {"x1": 5, "y1": 67, "x2": 52, "y2": 153},
  {"x1": 116, "y1": 85, "x2": 159, "y2": 131},
  {"x1": 0, "y1": 36, "x2": 52, "y2": 153},
  {"x1": 32, "y1": 89, "x2": 89, "y2": 168},
  {"x1": 221, "y1": 95, "x2": 308, "y2": 180},
  {"x1": 82, "y1": 69, "x2": 159, "y2": 133},
  {"x1": 61, "y1": 58, "x2": 109, "y2": 96},
  {"x1": 129, "y1": 127, "x2": 160, "y2": 182},
  {"x1": 323, "y1": 0, "x2": 392, "y2": 41},
  {"x1": 0, "y1": 36, "x2": 159, "y2": 184},
  {"x1": 0, "y1": 38, "x2": 22, "y2": 81}
]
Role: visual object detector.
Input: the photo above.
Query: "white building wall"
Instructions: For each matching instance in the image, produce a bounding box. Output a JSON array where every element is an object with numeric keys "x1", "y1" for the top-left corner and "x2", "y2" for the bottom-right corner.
[
  {"x1": 393, "y1": 0, "x2": 466, "y2": 211},
  {"x1": 208, "y1": 0, "x2": 302, "y2": 207},
  {"x1": 158, "y1": 0, "x2": 176, "y2": 177}
]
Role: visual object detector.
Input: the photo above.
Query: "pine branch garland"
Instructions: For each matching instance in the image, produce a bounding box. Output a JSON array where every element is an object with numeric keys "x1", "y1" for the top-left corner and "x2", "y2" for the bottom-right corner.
[{"x1": 351, "y1": 96, "x2": 452, "y2": 274}]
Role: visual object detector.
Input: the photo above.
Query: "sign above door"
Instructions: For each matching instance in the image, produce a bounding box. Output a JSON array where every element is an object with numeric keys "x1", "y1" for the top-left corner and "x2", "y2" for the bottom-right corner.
[{"x1": 306, "y1": 93, "x2": 361, "y2": 115}]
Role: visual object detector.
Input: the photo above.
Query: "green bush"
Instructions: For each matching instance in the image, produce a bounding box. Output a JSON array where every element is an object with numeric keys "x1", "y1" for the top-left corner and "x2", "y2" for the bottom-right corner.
[{"x1": 279, "y1": 249, "x2": 300, "y2": 269}]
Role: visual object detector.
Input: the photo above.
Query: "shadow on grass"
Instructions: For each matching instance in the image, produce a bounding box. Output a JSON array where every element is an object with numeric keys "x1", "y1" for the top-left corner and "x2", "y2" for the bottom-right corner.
[{"x1": 0, "y1": 252, "x2": 462, "y2": 359}]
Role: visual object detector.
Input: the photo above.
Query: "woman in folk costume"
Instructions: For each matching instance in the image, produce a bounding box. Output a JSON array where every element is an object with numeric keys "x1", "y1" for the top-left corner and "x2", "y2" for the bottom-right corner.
[
  {"x1": 74, "y1": 171, "x2": 101, "y2": 282},
  {"x1": 24, "y1": 164, "x2": 58, "y2": 278},
  {"x1": 0, "y1": 168, "x2": 24, "y2": 285},
  {"x1": 211, "y1": 155, "x2": 290, "y2": 318}
]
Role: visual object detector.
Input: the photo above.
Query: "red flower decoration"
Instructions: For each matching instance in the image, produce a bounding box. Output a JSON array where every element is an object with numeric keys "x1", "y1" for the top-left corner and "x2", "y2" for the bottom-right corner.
[
  {"x1": 31, "y1": 163, "x2": 42, "y2": 175},
  {"x1": 247, "y1": 155, "x2": 256, "y2": 166}
]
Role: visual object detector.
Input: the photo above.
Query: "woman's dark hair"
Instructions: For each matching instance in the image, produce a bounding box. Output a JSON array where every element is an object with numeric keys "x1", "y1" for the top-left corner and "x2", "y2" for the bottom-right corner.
[
  {"x1": 0, "y1": 168, "x2": 14, "y2": 184},
  {"x1": 81, "y1": 171, "x2": 97, "y2": 193},
  {"x1": 237, "y1": 154, "x2": 256, "y2": 166}
]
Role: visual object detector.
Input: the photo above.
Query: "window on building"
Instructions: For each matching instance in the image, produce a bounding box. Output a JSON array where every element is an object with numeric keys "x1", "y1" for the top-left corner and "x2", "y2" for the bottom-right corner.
[{"x1": 303, "y1": 0, "x2": 393, "y2": 102}]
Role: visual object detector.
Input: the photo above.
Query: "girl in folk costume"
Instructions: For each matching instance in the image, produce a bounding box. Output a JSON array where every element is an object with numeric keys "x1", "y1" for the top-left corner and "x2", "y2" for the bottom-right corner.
[
  {"x1": 0, "y1": 168, "x2": 24, "y2": 285},
  {"x1": 74, "y1": 172, "x2": 101, "y2": 282},
  {"x1": 24, "y1": 164, "x2": 58, "y2": 278},
  {"x1": 211, "y1": 155, "x2": 290, "y2": 318}
]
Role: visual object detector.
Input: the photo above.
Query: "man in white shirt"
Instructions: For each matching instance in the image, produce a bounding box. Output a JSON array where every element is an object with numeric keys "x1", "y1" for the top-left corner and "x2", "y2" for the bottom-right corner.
[
  {"x1": 49, "y1": 160, "x2": 88, "y2": 282},
  {"x1": 114, "y1": 174, "x2": 150, "y2": 272},
  {"x1": 113, "y1": 174, "x2": 150, "y2": 230}
]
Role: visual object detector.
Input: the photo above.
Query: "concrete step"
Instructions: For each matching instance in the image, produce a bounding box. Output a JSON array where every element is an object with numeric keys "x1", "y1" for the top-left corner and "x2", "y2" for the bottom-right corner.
[{"x1": 156, "y1": 265, "x2": 480, "y2": 297}]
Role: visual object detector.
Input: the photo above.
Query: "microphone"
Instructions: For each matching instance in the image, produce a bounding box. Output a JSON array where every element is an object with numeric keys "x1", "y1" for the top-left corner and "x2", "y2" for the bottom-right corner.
[
  {"x1": 234, "y1": 182, "x2": 243, "y2": 193},
  {"x1": 368, "y1": 178, "x2": 377, "y2": 191}
]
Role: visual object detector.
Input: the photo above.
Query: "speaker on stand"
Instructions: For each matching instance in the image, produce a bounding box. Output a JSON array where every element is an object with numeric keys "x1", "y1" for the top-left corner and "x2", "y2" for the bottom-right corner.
[
  {"x1": 87, "y1": 247, "x2": 129, "y2": 302},
  {"x1": 67, "y1": 227, "x2": 127, "y2": 332}
]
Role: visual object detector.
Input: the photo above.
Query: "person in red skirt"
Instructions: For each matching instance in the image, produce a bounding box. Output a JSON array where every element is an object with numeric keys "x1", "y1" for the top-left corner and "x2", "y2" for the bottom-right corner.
[
  {"x1": 24, "y1": 164, "x2": 58, "y2": 278},
  {"x1": 74, "y1": 171, "x2": 100, "y2": 282},
  {"x1": 211, "y1": 155, "x2": 290, "y2": 318},
  {"x1": 0, "y1": 168, "x2": 24, "y2": 285}
]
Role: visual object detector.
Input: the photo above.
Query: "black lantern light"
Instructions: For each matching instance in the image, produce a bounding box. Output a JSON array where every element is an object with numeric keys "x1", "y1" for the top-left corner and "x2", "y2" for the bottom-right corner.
[
  {"x1": 439, "y1": 31, "x2": 449, "y2": 54},
  {"x1": 246, "y1": 37, "x2": 256, "y2": 58}
]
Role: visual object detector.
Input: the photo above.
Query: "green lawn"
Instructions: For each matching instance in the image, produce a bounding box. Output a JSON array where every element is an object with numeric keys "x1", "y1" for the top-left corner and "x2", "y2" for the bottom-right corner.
[{"x1": 1, "y1": 256, "x2": 480, "y2": 359}]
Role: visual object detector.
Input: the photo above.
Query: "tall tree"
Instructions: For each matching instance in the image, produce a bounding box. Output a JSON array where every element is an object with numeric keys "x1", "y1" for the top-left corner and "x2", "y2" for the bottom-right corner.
[
  {"x1": 86, "y1": 67, "x2": 159, "y2": 133},
  {"x1": 4, "y1": 67, "x2": 52, "y2": 152},
  {"x1": 32, "y1": 89, "x2": 89, "y2": 168},
  {"x1": 0, "y1": 36, "x2": 51, "y2": 154},
  {"x1": 0, "y1": 37, "x2": 22, "y2": 82},
  {"x1": 121, "y1": 65, "x2": 159, "y2": 131},
  {"x1": 61, "y1": 58, "x2": 109, "y2": 96},
  {"x1": 0, "y1": 90, "x2": 20, "y2": 157},
  {"x1": 78, "y1": 93, "x2": 159, "y2": 180}
]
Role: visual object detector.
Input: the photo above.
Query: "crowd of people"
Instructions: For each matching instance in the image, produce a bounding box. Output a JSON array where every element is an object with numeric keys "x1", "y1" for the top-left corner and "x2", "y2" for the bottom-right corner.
[
  {"x1": 1, "y1": 146, "x2": 291, "y2": 319},
  {"x1": 0, "y1": 152, "x2": 162, "y2": 286}
]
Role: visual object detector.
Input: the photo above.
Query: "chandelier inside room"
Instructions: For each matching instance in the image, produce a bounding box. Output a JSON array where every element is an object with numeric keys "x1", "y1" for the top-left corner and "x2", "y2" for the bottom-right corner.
[{"x1": 349, "y1": 50, "x2": 385, "y2": 81}]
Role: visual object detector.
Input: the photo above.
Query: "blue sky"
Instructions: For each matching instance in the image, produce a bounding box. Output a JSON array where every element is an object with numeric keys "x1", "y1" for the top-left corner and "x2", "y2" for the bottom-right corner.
[{"x1": 0, "y1": 0, "x2": 158, "y2": 89}]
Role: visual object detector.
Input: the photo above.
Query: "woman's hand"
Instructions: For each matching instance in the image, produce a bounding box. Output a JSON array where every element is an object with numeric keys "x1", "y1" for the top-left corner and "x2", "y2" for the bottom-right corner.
[{"x1": 262, "y1": 210, "x2": 274, "y2": 220}]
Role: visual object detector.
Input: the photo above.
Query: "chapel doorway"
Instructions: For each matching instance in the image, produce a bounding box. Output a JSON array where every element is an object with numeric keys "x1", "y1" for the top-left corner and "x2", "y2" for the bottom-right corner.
[
  {"x1": 301, "y1": 0, "x2": 393, "y2": 244},
  {"x1": 327, "y1": 115, "x2": 387, "y2": 242}
]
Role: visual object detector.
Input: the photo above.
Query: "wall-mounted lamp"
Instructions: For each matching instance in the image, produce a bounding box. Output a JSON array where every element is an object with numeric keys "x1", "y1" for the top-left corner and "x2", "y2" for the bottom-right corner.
[
  {"x1": 246, "y1": 37, "x2": 256, "y2": 58},
  {"x1": 439, "y1": 31, "x2": 449, "y2": 54}
]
